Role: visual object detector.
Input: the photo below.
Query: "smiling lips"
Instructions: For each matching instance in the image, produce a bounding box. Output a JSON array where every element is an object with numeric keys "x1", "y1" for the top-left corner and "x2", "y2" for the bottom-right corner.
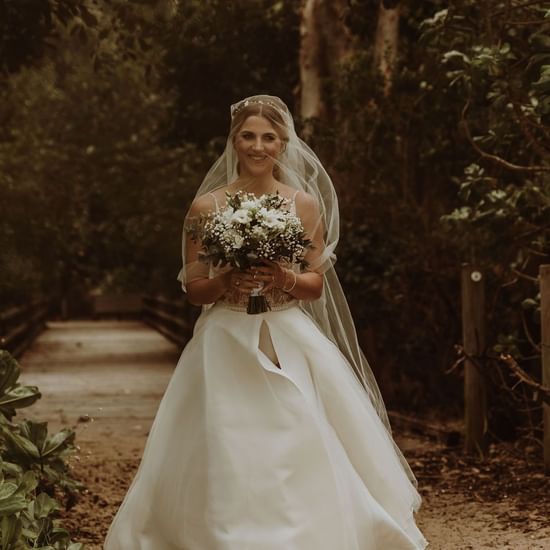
[{"x1": 249, "y1": 154, "x2": 268, "y2": 162}]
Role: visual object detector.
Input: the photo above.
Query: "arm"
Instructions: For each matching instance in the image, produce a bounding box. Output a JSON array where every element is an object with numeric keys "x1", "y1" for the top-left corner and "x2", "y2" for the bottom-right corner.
[
  {"x1": 184, "y1": 195, "x2": 233, "y2": 306},
  {"x1": 257, "y1": 191, "x2": 325, "y2": 301}
]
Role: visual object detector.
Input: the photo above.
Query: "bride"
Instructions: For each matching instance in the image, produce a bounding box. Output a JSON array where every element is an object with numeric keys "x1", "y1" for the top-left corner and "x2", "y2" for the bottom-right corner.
[{"x1": 104, "y1": 95, "x2": 428, "y2": 549}]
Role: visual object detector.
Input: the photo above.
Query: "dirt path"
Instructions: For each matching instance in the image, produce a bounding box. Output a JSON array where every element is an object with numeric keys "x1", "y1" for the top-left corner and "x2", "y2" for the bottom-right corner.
[{"x1": 19, "y1": 320, "x2": 550, "y2": 549}]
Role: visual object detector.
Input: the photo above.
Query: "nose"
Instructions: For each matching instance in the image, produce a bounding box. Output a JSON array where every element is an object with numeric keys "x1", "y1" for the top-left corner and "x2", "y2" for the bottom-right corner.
[{"x1": 251, "y1": 137, "x2": 263, "y2": 151}]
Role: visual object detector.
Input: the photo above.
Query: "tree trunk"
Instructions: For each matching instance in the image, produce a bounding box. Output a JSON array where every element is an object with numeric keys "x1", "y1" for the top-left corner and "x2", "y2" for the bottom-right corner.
[
  {"x1": 299, "y1": 0, "x2": 354, "y2": 123},
  {"x1": 299, "y1": 0, "x2": 324, "y2": 122},
  {"x1": 155, "y1": 0, "x2": 178, "y2": 20},
  {"x1": 373, "y1": 1, "x2": 400, "y2": 96}
]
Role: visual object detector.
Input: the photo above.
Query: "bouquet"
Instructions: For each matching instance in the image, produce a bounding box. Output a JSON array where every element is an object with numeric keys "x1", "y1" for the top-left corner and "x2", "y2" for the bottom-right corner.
[{"x1": 187, "y1": 191, "x2": 312, "y2": 314}]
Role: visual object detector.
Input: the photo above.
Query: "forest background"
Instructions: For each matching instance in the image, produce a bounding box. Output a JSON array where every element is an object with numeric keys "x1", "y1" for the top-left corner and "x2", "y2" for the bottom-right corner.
[{"x1": 1, "y1": 0, "x2": 548, "y2": 441}]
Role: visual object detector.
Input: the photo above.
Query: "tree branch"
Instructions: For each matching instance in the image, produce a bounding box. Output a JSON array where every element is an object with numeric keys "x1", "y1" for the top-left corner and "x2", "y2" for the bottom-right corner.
[
  {"x1": 493, "y1": 0, "x2": 545, "y2": 17},
  {"x1": 460, "y1": 99, "x2": 550, "y2": 172},
  {"x1": 498, "y1": 353, "x2": 550, "y2": 405}
]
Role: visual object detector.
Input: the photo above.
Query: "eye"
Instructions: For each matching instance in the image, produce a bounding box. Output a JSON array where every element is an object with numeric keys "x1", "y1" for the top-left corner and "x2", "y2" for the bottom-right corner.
[
  {"x1": 240, "y1": 132, "x2": 254, "y2": 139},
  {"x1": 264, "y1": 134, "x2": 277, "y2": 141}
]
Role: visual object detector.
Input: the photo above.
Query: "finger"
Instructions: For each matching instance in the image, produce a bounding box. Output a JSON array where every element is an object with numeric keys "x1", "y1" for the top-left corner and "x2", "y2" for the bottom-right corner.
[
  {"x1": 253, "y1": 266, "x2": 274, "y2": 275},
  {"x1": 262, "y1": 282, "x2": 275, "y2": 293},
  {"x1": 260, "y1": 258, "x2": 277, "y2": 267}
]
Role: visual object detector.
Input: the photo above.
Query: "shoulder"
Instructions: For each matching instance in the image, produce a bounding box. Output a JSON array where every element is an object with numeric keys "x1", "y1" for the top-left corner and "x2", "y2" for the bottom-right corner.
[
  {"x1": 274, "y1": 184, "x2": 317, "y2": 209},
  {"x1": 293, "y1": 190, "x2": 320, "y2": 214},
  {"x1": 187, "y1": 193, "x2": 217, "y2": 217}
]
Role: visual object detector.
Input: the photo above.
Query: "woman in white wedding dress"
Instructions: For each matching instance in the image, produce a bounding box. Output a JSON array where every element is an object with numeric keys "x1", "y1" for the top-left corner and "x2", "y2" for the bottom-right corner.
[{"x1": 104, "y1": 95, "x2": 428, "y2": 550}]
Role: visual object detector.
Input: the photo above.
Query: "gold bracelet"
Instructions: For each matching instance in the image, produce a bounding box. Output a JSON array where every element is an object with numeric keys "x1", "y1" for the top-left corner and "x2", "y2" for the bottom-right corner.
[{"x1": 282, "y1": 270, "x2": 297, "y2": 293}]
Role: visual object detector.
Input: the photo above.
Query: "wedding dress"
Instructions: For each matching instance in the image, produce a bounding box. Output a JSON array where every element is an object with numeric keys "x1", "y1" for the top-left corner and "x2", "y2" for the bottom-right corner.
[
  {"x1": 104, "y1": 288, "x2": 427, "y2": 550},
  {"x1": 104, "y1": 94, "x2": 428, "y2": 549}
]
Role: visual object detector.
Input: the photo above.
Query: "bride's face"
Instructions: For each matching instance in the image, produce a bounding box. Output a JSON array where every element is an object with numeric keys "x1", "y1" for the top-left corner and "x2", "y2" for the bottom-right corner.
[{"x1": 233, "y1": 115, "x2": 283, "y2": 178}]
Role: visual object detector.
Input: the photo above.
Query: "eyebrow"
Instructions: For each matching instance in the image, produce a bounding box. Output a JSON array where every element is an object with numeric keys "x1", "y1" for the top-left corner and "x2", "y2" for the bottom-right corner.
[{"x1": 239, "y1": 129, "x2": 278, "y2": 136}]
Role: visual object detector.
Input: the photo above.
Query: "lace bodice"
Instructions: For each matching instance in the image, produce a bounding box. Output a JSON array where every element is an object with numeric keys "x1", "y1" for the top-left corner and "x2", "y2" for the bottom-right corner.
[{"x1": 212, "y1": 262, "x2": 299, "y2": 312}]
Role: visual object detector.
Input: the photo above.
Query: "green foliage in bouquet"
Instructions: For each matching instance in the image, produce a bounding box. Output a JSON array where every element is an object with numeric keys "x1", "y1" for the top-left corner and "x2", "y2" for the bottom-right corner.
[{"x1": 0, "y1": 351, "x2": 83, "y2": 549}]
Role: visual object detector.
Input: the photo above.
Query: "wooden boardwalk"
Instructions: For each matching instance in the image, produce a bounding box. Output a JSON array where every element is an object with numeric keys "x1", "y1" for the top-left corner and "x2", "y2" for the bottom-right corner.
[{"x1": 18, "y1": 320, "x2": 181, "y2": 459}]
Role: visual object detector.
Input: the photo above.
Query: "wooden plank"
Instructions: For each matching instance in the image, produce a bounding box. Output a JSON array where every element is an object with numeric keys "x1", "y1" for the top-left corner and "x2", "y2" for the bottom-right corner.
[
  {"x1": 540, "y1": 264, "x2": 550, "y2": 475},
  {"x1": 461, "y1": 264, "x2": 488, "y2": 456}
]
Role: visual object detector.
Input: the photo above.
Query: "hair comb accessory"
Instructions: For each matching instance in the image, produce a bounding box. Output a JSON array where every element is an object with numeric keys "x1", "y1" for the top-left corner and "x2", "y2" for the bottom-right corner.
[{"x1": 230, "y1": 97, "x2": 284, "y2": 118}]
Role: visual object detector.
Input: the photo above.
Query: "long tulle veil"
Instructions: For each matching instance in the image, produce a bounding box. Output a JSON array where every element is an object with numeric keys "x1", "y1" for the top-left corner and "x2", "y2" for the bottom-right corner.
[{"x1": 177, "y1": 94, "x2": 418, "y2": 487}]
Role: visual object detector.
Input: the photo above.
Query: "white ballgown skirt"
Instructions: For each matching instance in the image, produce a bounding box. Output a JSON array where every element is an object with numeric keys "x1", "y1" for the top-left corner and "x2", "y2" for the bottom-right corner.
[{"x1": 104, "y1": 301, "x2": 428, "y2": 550}]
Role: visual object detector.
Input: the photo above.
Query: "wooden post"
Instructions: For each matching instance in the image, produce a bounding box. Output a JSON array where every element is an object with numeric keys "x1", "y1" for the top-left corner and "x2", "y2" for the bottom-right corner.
[
  {"x1": 461, "y1": 264, "x2": 488, "y2": 457},
  {"x1": 540, "y1": 265, "x2": 550, "y2": 474}
]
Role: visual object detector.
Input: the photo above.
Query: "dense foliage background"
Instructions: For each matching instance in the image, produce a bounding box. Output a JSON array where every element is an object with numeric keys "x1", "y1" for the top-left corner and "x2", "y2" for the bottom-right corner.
[{"x1": 1, "y1": 0, "x2": 548, "y2": 431}]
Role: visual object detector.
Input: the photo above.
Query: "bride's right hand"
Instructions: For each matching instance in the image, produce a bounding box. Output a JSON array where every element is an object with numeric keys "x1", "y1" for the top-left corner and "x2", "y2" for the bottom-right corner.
[{"x1": 226, "y1": 269, "x2": 263, "y2": 295}]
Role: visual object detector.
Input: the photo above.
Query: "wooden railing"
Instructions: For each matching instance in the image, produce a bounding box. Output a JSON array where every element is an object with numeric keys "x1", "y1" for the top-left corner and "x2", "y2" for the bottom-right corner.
[
  {"x1": 142, "y1": 294, "x2": 199, "y2": 348},
  {"x1": 0, "y1": 298, "x2": 51, "y2": 358}
]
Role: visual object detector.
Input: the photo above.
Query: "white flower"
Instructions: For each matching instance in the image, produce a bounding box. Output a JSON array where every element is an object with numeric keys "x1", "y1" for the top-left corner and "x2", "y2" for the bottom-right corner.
[
  {"x1": 252, "y1": 225, "x2": 268, "y2": 238},
  {"x1": 230, "y1": 208, "x2": 251, "y2": 224},
  {"x1": 233, "y1": 234, "x2": 244, "y2": 248},
  {"x1": 240, "y1": 199, "x2": 260, "y2": 210},
  {"x1": 224, "y1": 229, "x2": 244, "y2": 249},
  {"x1": 258, "y1": 208, "x2": 285, "y2": 230},
  {"x1": 221, "y1": 206, "x2": 235, "y2": 222}
]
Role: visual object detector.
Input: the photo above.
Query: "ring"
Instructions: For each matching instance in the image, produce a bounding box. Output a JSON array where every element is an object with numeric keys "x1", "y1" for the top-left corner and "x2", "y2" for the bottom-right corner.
[
  {"x1": 235, "y1": 280, "x2": 240, "y2": 287},
  {"x1": 253, "y1": 273, "x2": 257, "y2": 280}
]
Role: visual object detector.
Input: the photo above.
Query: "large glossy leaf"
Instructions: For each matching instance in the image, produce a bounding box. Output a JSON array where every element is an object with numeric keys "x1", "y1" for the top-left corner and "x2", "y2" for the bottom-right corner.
[
  {"x1": 19, "y1": 420, "x2": 48, "y2": 451},
  {"x1": 42, "y1": 428, "x2": 75, "y2": 457},
  {"x1": 0, "y1": 459, "x2": 23, "y2": 479},
  {"x1": 0, "y1": 426, "x2": 41, "y2": 460},
  {"x1": 0, "y1": 481, "x2": 18, "y2": 500},
  {"x1": 0, "y1": 386, "x2": 42, "y2": 415},
  {"x1": 1, "y1": 514, "x2": 22, "y2": 550},
  {"x1": 14, "y1": 471, "x2": 38, "y2": 496},
  {"x1": 0, "y1": 492, "x2": 27, "y2": 516},
  {"x1": 33, "y1": 493, "x2": 59, "y2": 520},
  {"x1": 0, "y1": 351, "x2": 20, "y2": 394}
]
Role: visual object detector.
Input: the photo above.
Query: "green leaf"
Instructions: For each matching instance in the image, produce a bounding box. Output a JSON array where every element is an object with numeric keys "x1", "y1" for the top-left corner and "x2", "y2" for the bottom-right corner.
[
  {"x1": 0, "y1": 386, "x2": 42, "y2": 414},
  {"x1": 42, "y1": 429, "x2": 75, "y2": 458},
  {"x1": 1, "y1": 514, "x2": 21, "y2": 549},
  {"x1": 0, "y1": 482, "x2": 18, "y2": 500},
  {"x1": 34, "y1": 493, "x2": 60, "y2": 520},
  {"x1": 0, "y1": 351, "x2": 20, "y2": 394},
  {"x1": 0, "y1": 426, "x2": 41, "y2": 460},
  {"x1": 20, "y1": 420, "x2": 48, "y2": 453},
  {"x1": 0, "y1": 492, "x2": 27, "y2": 516},
  {"x1": 14, "y1": 471, "x2": 38, "y2": 496}
]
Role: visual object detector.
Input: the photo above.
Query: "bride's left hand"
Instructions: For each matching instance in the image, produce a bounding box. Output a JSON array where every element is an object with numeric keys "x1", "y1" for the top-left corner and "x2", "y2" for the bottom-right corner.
[{"x1": 251, "y1": 259, "x2": 287, "y2": 293}]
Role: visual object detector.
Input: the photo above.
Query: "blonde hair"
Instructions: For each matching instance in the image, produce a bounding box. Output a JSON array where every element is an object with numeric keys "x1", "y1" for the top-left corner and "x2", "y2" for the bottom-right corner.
[{"x1": 229, "y1": 103, "x2": 289, "y2": 144}]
